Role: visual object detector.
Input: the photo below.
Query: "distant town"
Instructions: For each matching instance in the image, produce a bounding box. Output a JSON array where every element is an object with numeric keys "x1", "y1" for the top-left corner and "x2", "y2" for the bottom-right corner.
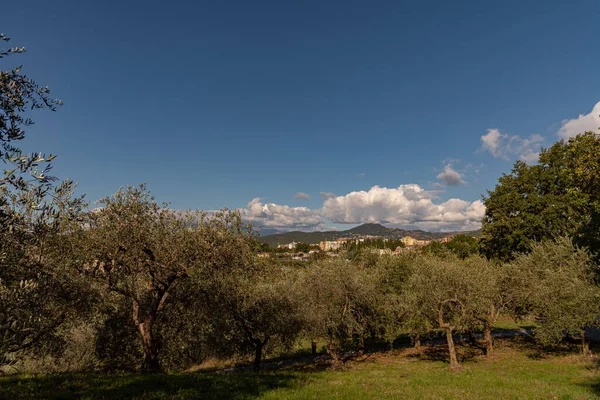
[{"x1": 257, "y1": 234, "x2": 458, "y2": 261}]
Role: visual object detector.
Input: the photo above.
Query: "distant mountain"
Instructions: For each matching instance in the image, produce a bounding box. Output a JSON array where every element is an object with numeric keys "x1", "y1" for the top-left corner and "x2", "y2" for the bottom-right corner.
[
  {"x1": 258, "y1": 223, "x2": 480, "y2": 247},
  {"x1": 346, "y1": 223, "x2": 391, "y2": 236},
  {"x1": 254, "y1": 227, "x2": 282, "y2": 236}
]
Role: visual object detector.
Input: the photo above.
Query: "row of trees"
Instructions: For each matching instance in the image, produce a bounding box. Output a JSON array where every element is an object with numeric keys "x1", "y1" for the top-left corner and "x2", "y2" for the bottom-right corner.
[
  {"x1": 4, "y1": 183, "x2": 599, "y2": 372},
  {"x1": 2, "y1": 31, "x2": 600, "y2": 374}
]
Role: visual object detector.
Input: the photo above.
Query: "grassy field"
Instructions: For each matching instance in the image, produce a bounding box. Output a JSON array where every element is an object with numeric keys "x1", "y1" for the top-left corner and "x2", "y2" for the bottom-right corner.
[{"x1": 1, "y1": 338, "x2": 599, "y2": 399}]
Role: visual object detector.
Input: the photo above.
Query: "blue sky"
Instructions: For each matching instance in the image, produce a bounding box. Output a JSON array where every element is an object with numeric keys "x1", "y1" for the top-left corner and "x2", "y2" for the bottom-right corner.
[{"x1": 2, "y1": 0, "x2": 600, "y2": 231}]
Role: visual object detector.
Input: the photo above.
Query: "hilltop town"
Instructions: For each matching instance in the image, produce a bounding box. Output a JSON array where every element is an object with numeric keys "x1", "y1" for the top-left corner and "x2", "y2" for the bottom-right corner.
[
  {"x1": 258, "y1": 226, "x2": 464, "y2": 261},
  {"x1": 258, "y1": 222, "x2": 479, "y2": 249},
  {"x1": 275, "y1": 234, "x2": 452, "y2": 252}
]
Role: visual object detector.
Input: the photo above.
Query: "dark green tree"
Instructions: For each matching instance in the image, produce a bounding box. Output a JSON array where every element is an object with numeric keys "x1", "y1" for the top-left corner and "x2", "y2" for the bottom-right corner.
[
  {"x1": 445, "y1": 235, "x2": 480, "y2": 259},
  {"x1": 257, "y1": 241, "x2": 271, "y2": 253},
  {"x1": 295, "y1": 242, "x2": 311, "y2": 253},
  {"x1": 481, "y1": 132, "x2": 600, "y2": 261},
  {"x1": 421, "y1": 241, "x2": 452, "y2": 258}
]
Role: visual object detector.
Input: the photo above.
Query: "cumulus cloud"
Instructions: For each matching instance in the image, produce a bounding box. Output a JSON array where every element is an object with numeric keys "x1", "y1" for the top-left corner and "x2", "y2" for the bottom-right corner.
[
  {"x1": 436, "y1": 164, "x2": 466, "y2": 186},
  {"x1": 321, "y1": 184, "x2": 485, "y2": 231},
  {"x1": 320, "y1": 192, "x2": 337, "y2": 200},
  {"x1": 480, "y1": 128, "x2": 543, "y2": 164},
  {"x1": 480, "y1": 129, "x2": 505, "y2": 158},
  {"x1": 239, "y1": 198, "x2": 323, "y2": 230},
  {"x1": 294, "y1": 192, "x2": 311, "y2": 200},
  {"x1": 518, "y1": 148, "x2": 540, "y2": 164},
  {"x1": 557, "y1": 101, "x2": 600, "y2": 139}
]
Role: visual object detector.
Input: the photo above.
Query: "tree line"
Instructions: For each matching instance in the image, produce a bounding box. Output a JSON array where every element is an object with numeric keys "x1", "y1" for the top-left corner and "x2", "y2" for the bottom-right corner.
[
  {"x1": 3, "y1": 186, "x2": 599, "y2": 373},
  {"x1": 2, "y1": 32, "x2": 600, "y2": 374}
]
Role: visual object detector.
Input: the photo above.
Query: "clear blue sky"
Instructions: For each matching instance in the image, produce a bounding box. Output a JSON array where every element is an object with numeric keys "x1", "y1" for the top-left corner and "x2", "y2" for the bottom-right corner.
[{"x1": 3, "y1": 0, "x2": 600, "y2": 231}]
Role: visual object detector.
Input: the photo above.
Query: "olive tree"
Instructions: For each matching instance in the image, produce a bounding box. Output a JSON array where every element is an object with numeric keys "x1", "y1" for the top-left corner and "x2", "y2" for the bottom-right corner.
[
  {"x1": 75, "y1": 185, "x2": 258, "y2": 372},
  {"x1": 406, "y1": 255, "x2": 474, "y2": 370},
  {"x1": 1, "y1": 33, "x2": 86, "y2": 366},
  {"x1": 297, "y1": 259, "x2": 381, "y2": 362},
  {"x1": 505, "y1": 238, "x2": 600, "y2": 356},
  {"x1": 372, "y1": 253, "x2": 418, "y2": 347},
  {"x1": 461, "y1": 256, "x2": 508, "y2": 356},
  {"x1": 197, "y1": 264, "x2": 302, "y2": 371}
]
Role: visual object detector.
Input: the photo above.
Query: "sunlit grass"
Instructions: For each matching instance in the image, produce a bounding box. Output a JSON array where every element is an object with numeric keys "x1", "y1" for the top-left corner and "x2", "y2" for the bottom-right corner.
[
  {"x1": 494, "y1": 315, "x2": 538, "y2": 331},
  {"x1": 1, "y1": 338, "x2": 598, "y2": 399}
]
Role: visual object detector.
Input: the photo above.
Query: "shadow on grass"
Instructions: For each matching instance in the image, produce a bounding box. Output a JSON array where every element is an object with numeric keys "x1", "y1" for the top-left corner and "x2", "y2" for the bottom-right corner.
[
  {"x1": 577, "y1": 368, "x2": 600, "y2": 397},
  {"x1": 406, "y1": 343, "x2": 484, "y2": 366},
  {"x1": 515, "y1": 336, "x2": 587, "y2": 360},
  {"x1": 0, "y1": 371, "x2": 304, "y2": 400}
]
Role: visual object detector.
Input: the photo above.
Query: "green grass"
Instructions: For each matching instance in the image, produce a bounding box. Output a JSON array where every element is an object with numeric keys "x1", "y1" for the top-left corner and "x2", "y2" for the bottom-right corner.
[
  {"x1": 1, "y1": 339, "x2": 599, "y2": 399},
  {"x1": 494, "y1": 315, "x2": 539, "y2": 331}
]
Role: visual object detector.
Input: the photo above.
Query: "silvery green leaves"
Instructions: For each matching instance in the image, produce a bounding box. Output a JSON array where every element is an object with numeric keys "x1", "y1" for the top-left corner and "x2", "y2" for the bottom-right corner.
[
  {"x1": 0, "y1": 34, "x2": 25, "y2": 58},
  {"x1": 0, "y1": 32, "x2": 84, "y2": 368}
]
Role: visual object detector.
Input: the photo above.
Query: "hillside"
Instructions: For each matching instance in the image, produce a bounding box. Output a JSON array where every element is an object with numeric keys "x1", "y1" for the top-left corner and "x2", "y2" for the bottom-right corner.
[{"x1": 258, "y1": 223, "x2": 480, "y2": 247}]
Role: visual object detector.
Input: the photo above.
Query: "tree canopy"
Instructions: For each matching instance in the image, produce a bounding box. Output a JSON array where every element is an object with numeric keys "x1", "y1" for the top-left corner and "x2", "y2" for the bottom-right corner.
[{"x1": 481, "y1": 132, "x2": 600, "y2": 261}]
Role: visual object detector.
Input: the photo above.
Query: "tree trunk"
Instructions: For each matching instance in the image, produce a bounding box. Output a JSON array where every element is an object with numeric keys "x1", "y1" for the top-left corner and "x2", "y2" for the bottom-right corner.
[
  {"x1": 414, "y1": 333, "x2": 421, "y2": 350},
  {"x1": 444, "y1": 327, "x2": 460, "y2": 370},
  {"x1": 484, "y1": 321, "x2": 493, "y2": 357},
  {"x1": 138, "y1": 321, "x2": 160, "y2": 373},
  {"x1": 357, "y1": 335, "x2": 365, "y2": 355},
  {"x1": 253, "y1": 341, "x2": 263, "y2": 372},
  {"x1": 581, "y1": 330, "x2": 591, "y2": 357},
  {"x1": 311, "y1": 341, "x2": 317, "y2": 355},
  {"x1": 326, "y1": 336, "x2": 341, "y2": 364}
]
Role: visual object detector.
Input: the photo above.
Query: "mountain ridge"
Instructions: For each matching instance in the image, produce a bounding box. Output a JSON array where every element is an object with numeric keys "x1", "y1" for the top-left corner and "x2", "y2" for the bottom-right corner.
[{"x1": 258, "y1": 223, "x2": 480, "y2": 247}]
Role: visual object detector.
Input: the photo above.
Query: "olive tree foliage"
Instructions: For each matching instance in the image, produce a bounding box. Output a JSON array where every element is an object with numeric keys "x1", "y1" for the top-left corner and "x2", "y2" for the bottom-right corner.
[
  {"x1": 196, "y1": 264, "x2": 302, "y2": 371},
  {"x1": 406, "y1": 255, "x2": 477, "y2": 370},
  {"x1": 460, "y1": 256, "x2": 508, "y2": 357},
  {"x1": 482, "y1": 132, "x2": 600, "y2": 261},
  {"x1": 401, "y1": 254, "x2": 509, "y2": 359},
  {"x1": 1, "y1": 33, "x2": 85, "y2": 366},
  {"x1": 371, "y1": 253, "x2": 418, "y2": 346},
  {"x1": 69, "y1": 185, "x2": 259, "y2": 373},
  {"x1": 297, "y1": 259, "x2": 381, "y2": 362},
  {"x1": 504, "y1": 238, "x2": 600, "y2": 356}
]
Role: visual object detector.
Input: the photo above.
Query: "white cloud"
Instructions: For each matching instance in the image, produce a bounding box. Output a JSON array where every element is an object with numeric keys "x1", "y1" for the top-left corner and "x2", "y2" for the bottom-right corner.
[
  {"x1": 294, "y1": 192, "x2": 311, "y2": 200},
  {"x1": 557, "y1": 101, "x2": 600, "y2": 139},
  {"x1": 321, "y1": 184, "x2": 485, "y2": 231},
  {"x1": 480, "y1": 129, "x2": 543, "y2": 164},
  {"x1": 356, "y1": 172, "x2": 365, "y2": 177},
  {"x1": 480, "y1": 129, "x2": 505, "y2": 158},
  {"x1": 320, "y1": 192, "x2": 337, "y2": 200},
  {"x1": 436, "y1": 163, "x2": 466, "y2": 186},
  {"x1": 518, "y1": 149, "x2": 540, "y2": 164},
  {"x1": 239, "y1": 198, "x2": 323, "y2": 230}
]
